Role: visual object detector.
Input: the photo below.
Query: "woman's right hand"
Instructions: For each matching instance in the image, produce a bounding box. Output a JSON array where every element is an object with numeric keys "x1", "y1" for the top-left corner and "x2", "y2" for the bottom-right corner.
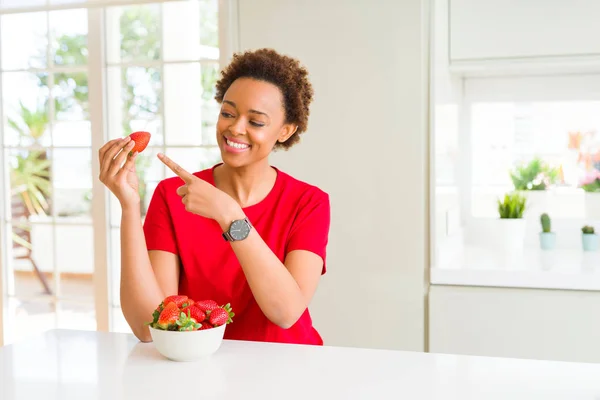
[{"x1": 98, "y1": 137, "x2": 140, "y2": 209}]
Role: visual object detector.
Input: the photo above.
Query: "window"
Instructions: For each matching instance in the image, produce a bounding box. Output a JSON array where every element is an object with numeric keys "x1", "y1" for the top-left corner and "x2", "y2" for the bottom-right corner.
[
  {"x1": 433, "y1": 74, "x2": 600, "y2": 268},
  {"x1": 0, "y1": 0, "x2": 225, "y2": 345}
]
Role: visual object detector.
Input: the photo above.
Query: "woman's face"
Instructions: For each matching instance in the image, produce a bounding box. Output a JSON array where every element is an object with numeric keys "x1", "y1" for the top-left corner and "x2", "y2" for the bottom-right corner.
[{"x1": 216, "y1": 77, "x2": 296, "y2": 168}]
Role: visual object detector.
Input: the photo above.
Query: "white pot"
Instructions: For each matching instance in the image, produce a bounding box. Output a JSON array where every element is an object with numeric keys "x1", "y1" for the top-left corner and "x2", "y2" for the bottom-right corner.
[
  {"x1": 522, "y1": 190, "x2": 550, "y2": 220},
  {"x1": 493, "y1": 218, "x2": 527, "y2": 253},
  {"x1": 585, "y1": 193, "x2": 600, "y2": 219}
]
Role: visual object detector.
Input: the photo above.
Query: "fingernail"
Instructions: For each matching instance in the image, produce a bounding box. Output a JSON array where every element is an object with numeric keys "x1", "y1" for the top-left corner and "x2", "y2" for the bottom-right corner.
[
  {"x1": 124, "y1": 136, "x2": 131, "y2": 142},
  {"x1": 128, "y1": 141, "x2": 135, "y2": 147}
]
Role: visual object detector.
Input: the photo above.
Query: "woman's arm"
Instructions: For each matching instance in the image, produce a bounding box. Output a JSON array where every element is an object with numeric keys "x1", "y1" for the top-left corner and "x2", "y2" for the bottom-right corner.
[
  {"x1": 217, "y1": 209, "x2": 323, "y2": 329},
  {"x1": 119, "y1": 206, "x2": 179, "y2": 342}
]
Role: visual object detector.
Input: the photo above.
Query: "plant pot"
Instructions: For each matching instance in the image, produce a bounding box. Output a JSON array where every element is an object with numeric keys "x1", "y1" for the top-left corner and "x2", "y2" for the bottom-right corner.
[
  {"x1": 522, "y1": 190, "x2": 549, "y2": 220},
  {"x1": 493, "y1": 218, "x2": 527, "y2": 253},
  {"x1": 538, "y1": 232, "x2": 556, "y2": 250},
  {"x1": 582, "y1": 233, "x2": 599, "y2": 251},
  {"x1": 584, "y1": 193, "x2": 600, "y2": 219}
]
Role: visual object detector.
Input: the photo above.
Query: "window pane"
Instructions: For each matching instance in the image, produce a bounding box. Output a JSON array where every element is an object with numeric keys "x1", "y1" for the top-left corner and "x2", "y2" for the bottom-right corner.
[
  {"x1": 163, "y1": 1, "x2": 200, "y2": 61},
  {"x1": 1, "y1": 0, "x2": 45, "y2": 7},
  {"x1": 1, "y1": 12, "x2": 47, "y2": 70},
  {"x1": 50, "y1": 9, "x2": 88, "y2": 66},
  {"x1": 164, "y1": 63, "x2": 202, "y2": 145},
  {"x1": 105, "y1": 4, "x2": 161, "y2": 64},
  {"x1": 8, "y1": 220, "x2": 55, "y2": 297},
  {"x1": 52, "y1": 120, "x2": 91, "y2": 147},
  {"x1": 201, "y1": 63, "x2": 220, "y2": 145},
  {"x1": 165, "y1": 147, "x2": 221, "y2": 179},
  {"x1": 53, "y1": 72, "x2": 89, "y2": 120},
  {"x1": 53, "y1": 148, "x2": 92, "y2": 219},
  {"x1": 199, "y1": 0, "x2": 219, "y2": 55},
  {"x1": 106, "y1": 66, "x2": 162, "y2": 139},
  {"x1": 8, "y1": 148, "x2": 53, "y2": 220},
  {"x1": 3, "y1": 72, "x2": 51, "y2": 147},
  {"x1": 54, "y1": 215, "x2": 93, "y2": 288}
]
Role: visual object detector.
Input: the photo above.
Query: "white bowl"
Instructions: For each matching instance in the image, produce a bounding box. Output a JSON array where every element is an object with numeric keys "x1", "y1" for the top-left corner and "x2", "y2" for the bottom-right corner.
[{"x1": 149, "y1": 324, "x2": 226, "y2": 361}]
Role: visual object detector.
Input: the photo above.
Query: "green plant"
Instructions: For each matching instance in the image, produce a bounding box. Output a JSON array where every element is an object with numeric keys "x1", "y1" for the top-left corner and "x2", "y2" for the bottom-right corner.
[
  {"x1": 10, "y1": 152, "x2": 51, "y2": 216},
  {"x1": 582, "y1": 225, "x2": 595, "y2": 235},
  {"x1": 497, "y1": 192, "x2": 527, "y2": 219},
  {"x1": 509, "y1": 157, "x2": 559, "y2": 191},
  {"x1": 540, "y1": 213, "x2": 551, "y2": 233}
]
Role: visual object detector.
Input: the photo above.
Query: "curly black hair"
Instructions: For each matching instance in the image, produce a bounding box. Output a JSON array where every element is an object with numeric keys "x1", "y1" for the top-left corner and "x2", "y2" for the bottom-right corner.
[{"x1": 215, "y1": 48, "x2": 314, "y2": 150}]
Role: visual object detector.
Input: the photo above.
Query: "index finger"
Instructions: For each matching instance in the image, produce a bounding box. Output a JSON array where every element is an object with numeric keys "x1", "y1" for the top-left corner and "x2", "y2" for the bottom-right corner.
[{"x1": 157, "y1": 153, "x2": 195, "y2": 183}]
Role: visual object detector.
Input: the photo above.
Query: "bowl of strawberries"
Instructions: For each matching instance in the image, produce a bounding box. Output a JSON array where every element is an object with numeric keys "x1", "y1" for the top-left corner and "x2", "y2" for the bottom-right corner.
[{"x1": 146, "y1": 295, "x2": 234, "y2": 362}]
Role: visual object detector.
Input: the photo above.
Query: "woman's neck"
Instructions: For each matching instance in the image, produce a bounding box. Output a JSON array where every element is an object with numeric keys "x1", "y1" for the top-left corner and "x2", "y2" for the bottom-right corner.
[{"x1": 214, "y1": 159, "x2": 277, "y2": 208}]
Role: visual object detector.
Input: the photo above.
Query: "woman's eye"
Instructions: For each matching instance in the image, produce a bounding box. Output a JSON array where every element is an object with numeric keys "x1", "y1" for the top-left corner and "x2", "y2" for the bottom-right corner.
[
  {"x1": 220, "y1": 112, "x2": 233, "y2": 118},
  {"x1": 250, "y1": 121, "x2": 265, "y2": 127}
]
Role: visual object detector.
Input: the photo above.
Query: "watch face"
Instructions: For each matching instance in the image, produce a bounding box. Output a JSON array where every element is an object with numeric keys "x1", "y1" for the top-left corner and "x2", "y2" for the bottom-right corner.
[{"x1": 230, "y1": 219, "x2": 251, "y2": 241}]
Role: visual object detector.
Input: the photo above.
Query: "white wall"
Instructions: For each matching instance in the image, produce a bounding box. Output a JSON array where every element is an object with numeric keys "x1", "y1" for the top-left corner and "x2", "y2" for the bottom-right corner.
[{"x1": 237, "y1": 0, "x2": 430, "y2": 350}]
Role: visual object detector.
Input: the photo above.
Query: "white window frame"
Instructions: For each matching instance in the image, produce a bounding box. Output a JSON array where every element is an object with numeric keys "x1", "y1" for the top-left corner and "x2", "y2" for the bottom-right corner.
[{"x1": 0, "y1": 0, "x2": 238, "y2": 346}]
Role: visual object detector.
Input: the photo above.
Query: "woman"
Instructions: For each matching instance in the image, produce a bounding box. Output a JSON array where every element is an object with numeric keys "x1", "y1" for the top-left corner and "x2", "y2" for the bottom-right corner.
[{"x1": 98, "y1": 48, "x2": 330, "y2": 345}]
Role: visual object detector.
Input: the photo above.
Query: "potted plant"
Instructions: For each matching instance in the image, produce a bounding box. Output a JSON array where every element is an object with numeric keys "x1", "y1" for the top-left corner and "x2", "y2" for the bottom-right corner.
[
  {"x1": 581, "y1": 225, "x2": 599, "y2": 251},
  {"x1": 495, "y1": 192, "x2": 527, "y2": 252},
  {"x1": 509, "y1": 157, "x2": 559, "y2": 220},
  {"x1": 538, "y1": 213, "x2": 556, "y2": 250},
  {"x1": 579, "y1": 170, "x2": 600, "y2": 219}
]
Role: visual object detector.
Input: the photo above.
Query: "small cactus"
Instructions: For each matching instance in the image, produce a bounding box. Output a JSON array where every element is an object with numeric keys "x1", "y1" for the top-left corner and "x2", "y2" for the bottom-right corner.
[
  {"x1": 540, "y1": 213, "x2": 551, "y2": 233},
  {"x1": 582, "y1": 225, "x2": 595, "y2": 235}
]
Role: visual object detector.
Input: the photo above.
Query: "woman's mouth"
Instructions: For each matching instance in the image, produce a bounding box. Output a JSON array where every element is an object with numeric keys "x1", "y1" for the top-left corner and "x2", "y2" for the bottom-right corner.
[{"x1": 225, "y1": 137, "x2": 251, "y2": 152}]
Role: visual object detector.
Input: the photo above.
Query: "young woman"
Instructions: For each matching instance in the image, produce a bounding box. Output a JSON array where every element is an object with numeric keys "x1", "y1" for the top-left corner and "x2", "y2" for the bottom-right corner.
[{"x1": 98, "y1": 48, "x2": 330, "y2": 345}]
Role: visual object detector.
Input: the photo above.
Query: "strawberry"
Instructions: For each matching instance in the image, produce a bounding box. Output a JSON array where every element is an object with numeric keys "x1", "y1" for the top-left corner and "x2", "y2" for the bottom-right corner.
[
  {"x1": 156, "y1": 302, "x2": 181, "y2": 330},
  {"x1": 176, "y1": 311, "x2": 201, "y2": 331},
  {"x1": 199, "y1": 321, "x2": 213, "y2": 330},
  {"x1": 208, "y1": 303, "x2": 234, "y2": 327},
  {"x1": 128, "y1": 131, "x2": 151, "y2": 154},
  {"x1": 196, "y1": 299, "x2": 219, "y2": 312},
  {"x1": 163, "y1": 295, "x2": 189, "y2": 308},
  {"x1": 182, "y1": 304, "x2": 206, "y2": 323}
]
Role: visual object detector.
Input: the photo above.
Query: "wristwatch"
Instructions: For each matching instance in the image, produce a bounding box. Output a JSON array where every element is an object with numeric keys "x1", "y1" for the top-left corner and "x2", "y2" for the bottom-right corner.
[{"x1": 222, "y1": 217, "x2": 253, "y2": 242}]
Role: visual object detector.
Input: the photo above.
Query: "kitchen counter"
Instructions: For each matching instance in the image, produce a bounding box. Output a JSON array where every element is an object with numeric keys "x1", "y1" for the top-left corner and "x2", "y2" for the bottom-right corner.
[
  {"x1": 432, "y1": 245, "x2": 600, "y2": 291},
  {"x1": 1, "y1": 329, "x2": 599, "y2": 399}
]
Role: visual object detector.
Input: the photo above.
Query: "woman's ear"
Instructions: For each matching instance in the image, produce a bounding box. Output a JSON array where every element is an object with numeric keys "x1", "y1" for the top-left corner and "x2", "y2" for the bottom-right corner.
[{"x1": 278, "y1": 124, "x2": 298, "y2": 143}]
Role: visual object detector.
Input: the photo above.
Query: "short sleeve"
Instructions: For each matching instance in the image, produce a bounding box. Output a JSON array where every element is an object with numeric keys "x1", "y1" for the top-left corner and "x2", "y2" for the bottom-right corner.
[
  {"x1": 143, "y1": 181, "x2": 178, "y2": 255},
  {"x1": 286, "y1": 190, "x2": 331, "y2": 274}
]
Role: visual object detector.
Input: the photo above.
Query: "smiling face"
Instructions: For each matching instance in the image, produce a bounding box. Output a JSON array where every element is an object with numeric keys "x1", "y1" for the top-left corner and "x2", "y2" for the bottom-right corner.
[{"x1": 216, "y1": 77, "x2": 297, "y2": 169}]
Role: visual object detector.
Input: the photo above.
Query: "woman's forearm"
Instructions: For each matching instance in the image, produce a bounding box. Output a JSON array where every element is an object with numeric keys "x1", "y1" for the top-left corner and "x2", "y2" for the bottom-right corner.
[
  {"x1": 119, "y1": 207, "x2": 165, "y2": 342},
  {"x1": 218, "y1": 211, "x2": 308, "y2": 329}
]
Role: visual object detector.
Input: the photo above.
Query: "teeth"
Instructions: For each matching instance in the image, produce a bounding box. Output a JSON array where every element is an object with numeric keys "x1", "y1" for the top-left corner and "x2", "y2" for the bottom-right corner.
[{"x1": 227, "y1": 139, "x2": 249, "y2": 149}]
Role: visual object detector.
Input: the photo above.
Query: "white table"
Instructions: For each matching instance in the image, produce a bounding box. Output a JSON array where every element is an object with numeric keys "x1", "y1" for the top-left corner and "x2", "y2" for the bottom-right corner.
[{"x1": 1, "y1": 329, "x2": 600, "y2": 399}]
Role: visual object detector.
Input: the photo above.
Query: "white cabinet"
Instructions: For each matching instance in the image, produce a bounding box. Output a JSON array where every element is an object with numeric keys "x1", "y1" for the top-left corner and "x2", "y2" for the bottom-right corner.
[
  {"x1": 429, "y1": 285, "x2": 600, "y2": 363},
  {"x1": 449, "y1": 0, "x2": 600, "y2": 62}
]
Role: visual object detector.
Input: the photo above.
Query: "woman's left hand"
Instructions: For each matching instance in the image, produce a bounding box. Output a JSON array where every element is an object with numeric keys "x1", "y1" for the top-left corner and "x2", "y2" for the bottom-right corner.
[{"x1": 157, "y1": 153, "x2": 242, "y2": 226}]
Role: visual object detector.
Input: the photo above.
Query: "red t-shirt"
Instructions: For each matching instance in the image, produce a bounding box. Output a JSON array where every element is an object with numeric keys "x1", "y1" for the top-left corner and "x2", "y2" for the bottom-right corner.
[{"x1": 143, "y1": 164, "x2": 330, "y2": 345}]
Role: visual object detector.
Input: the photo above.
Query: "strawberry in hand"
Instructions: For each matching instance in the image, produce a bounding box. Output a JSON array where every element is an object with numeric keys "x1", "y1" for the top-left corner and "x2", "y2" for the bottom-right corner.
[{"x1": 128, "y1": 131, "x2": 151, "y2": 154}]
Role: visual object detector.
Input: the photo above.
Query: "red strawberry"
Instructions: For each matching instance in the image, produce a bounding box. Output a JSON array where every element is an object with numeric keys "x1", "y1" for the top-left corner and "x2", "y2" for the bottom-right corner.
[
  {"x1": 208, "y1": 303, "x2": 234, "y2": 327},
  {"x1": 196, "y1": 299, "x2": 219, "y2": 312},
  {"x1": 129, "y1": 131, "x2": 151, "y2": 154},
  {"x1": 163, "y1": 295, "x2": 189, "y2": 308},
  {"x1": 182, "y1": 304, "x2": 206, "y2": 323},
  {"x1": 199, "y1": 321, "x2": 213, "y2": 330},
  {"x1": 156, "y1": 302, "x2": 181, "y2": 330}
]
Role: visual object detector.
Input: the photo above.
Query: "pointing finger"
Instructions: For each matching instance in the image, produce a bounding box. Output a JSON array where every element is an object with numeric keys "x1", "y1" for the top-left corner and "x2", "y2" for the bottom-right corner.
[{"x1": 157, "y1": 153, "x2": 195, "y2": 183}]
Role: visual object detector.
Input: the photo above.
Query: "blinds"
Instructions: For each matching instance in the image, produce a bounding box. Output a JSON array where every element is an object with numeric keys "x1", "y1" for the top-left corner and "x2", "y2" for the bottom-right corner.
[{"x1": 0, "y1": 0, "x2": 183, "y2": 14}]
